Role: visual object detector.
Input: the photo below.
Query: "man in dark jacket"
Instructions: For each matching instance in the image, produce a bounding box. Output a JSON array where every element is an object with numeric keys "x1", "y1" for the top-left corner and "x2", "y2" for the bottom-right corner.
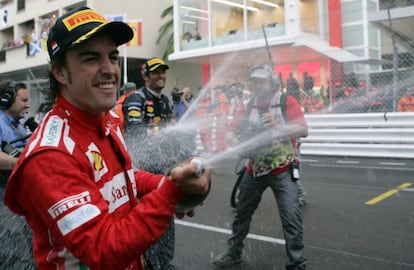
[{"x1": 123, "y1": 57, "x2": 181, "y2": 270}]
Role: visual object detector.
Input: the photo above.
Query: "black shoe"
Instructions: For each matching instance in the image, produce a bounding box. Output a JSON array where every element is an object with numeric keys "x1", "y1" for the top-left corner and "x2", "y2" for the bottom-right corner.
[
  {"x1": 211, "y1": 252, "x2": 241, "y2": 266},
  {"x1": 298, "y1": 195, "x2": 306, "y2": 206}
]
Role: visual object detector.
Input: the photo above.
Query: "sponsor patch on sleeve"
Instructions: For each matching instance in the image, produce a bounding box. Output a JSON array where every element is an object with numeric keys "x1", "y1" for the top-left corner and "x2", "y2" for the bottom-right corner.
[
  {"x1": 128, "y1": 110, "x2": 141, "y2": 117},
  {"x1": 48, "y1": 191, "x2": 92, "y2": 219},
  {"x1": 57, "y1": 204, "x2": 100, "y2": 236},
  {"x1": 41, "y1": 116, "x2": 64, "y2": 147}
]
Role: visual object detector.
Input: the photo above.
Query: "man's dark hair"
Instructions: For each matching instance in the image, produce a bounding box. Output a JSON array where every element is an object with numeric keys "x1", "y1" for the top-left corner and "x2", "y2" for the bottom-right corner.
[
  {"x1": 47, "y1": 52, "x2": 67, "y2": 102},
  {"x1": 0, "y1": 81, "x2": 26, "y2": 93}
]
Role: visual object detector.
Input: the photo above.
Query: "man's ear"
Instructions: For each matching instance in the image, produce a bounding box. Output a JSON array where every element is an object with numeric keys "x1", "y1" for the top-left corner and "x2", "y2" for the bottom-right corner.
[{"x1": 51, "y1": 64, "x2": 68, "y2": 85}]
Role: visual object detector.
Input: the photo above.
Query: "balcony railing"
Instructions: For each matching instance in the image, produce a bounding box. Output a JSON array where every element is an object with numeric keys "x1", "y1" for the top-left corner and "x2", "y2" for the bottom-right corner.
[{"x1": 181, "y1": 23, "x2": 285, "y2": 51}]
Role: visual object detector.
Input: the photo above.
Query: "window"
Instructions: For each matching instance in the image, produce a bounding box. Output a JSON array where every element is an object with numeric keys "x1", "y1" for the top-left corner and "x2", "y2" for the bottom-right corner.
[
  {"x1": 0, "y1": 49, "x2": 5, "y2": 62},
  {"x1": 17, "y1": 0, "x2": 25, "y2": 11}
]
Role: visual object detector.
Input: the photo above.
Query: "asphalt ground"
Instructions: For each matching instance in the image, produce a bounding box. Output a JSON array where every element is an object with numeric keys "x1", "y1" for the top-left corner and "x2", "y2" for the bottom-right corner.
[{"x1": 171, "y1": 156, "x2": 414, "y2": 270}]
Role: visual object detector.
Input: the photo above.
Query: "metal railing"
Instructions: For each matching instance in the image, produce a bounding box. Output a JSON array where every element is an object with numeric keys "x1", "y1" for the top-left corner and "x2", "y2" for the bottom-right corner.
[{"x1": 300, "y1": 112, "x2": 414, "y2": 159}]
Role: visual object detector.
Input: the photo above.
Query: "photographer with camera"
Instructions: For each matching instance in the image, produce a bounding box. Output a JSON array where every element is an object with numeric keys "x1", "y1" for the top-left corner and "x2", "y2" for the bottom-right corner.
[
  {"x1": 171, "y1": 87, "x2": 185, "y2": 121},
  {"x1": 171, "y1": 86, "x2": 193, "y2": 121},
  {"x1": 212, "y1": 65, "x2": 308, "y2": 270}
]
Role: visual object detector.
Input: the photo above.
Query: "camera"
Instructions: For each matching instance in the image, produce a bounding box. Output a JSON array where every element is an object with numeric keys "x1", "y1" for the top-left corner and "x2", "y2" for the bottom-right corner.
[
  {"x1": 171, "y1": 87, "x2": 183, "y2": 102},
  {"x1": 236, "y1": 119, "x2": 267, "y2": 142},
  {"x1": 235, "y1": 119, "x2": 272, "y2": 157},
  {"x1": 24, "y1": 117, "x2": 38, "y2": 132},
  {"x1": 1, "y1": 141, "x2": 23, "y2": 157}
]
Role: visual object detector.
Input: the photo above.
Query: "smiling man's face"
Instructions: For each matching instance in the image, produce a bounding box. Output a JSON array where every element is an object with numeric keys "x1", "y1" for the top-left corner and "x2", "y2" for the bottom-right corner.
[{"x1": 52, "y1": 34, "x2": 121, "y2": 115}]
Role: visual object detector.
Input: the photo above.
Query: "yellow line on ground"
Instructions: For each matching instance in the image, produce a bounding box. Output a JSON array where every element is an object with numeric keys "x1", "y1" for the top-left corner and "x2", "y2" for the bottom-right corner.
[{"x1": 365, "y1": 182, "x2": 412, "y2": 206}]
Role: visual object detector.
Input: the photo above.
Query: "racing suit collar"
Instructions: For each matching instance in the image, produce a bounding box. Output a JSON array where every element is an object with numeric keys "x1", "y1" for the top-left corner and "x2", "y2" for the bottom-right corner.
[
  {"x1": 146, "y1": 87, "x2": 162, "y2": 99},
  {"x1": 56, "y1": 96, "x2": 112, "y2": 134}
]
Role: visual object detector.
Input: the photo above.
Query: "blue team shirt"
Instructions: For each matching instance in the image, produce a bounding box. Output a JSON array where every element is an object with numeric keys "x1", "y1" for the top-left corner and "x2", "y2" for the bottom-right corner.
[
  {"x1": 173, "y1": 102, "x2": 187, "y2": 121},
  {"x1": 0, "y1": 111, "x2": 28, "y2": 150}
]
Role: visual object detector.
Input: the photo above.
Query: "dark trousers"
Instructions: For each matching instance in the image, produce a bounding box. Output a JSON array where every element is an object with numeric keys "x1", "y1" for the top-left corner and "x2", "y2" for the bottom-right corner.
[
  {"x1": 227, "y1": 170, "x2": 306, "y2": 270},
  {"x1": 144, "y1": 218, "x2": 175, "y2": 270}
]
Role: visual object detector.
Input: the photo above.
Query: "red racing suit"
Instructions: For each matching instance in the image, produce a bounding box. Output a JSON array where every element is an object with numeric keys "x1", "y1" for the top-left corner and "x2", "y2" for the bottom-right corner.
[{"x1": 5, "y1": 96, "x2": 184, "y2": 270}]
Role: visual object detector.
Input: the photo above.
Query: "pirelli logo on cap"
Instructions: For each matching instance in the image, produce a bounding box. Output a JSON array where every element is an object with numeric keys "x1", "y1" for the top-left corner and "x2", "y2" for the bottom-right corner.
[
  {"x1": 62, "y1": 9, "x2": 107, "y2": 31},
  {"x1": 147, "y1": 58, "x2": 165, "y2": 66}
]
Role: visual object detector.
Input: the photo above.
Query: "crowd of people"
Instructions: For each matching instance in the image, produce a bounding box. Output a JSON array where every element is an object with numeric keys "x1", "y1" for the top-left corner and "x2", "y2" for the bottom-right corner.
[{"x1": 397, "y1": 88, "x2": 414, "y2": 112}]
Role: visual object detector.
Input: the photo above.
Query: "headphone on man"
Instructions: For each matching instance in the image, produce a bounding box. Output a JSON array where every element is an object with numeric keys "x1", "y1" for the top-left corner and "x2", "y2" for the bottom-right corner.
[
  {"x1": 249, "y1": 64, "x2": 281, "y2": 90},
  {"x1": 0, "y1": 81, "x2": 18, "y2": 110}
]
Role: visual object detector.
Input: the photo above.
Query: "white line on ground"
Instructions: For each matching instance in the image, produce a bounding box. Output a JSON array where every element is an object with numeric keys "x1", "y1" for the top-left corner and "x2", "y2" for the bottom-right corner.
[
  {"x1": 300, "y1": 159, "x2": 318, "y2": 162},
  {"x1": 308, "y1": 163, "x2": 414, "y2": 171},
  {"x1": 380, "y1": 162, "x2": 406, "y2": 166},
  {"x1": 336, "y1": 160, "x2": 359, "y2": 164},
  {"x1": 175, "y1": 219, "x2": 414, "y2": 267},
  {"x1": 175, "y1": 220, "x2": 286, "y2": 245}
]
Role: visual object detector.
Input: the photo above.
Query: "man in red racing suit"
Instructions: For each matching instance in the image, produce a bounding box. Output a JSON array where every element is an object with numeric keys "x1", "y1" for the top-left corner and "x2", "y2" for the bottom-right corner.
[{"x1": 4, "y1": 7, "x2": 210, "y2": 270}]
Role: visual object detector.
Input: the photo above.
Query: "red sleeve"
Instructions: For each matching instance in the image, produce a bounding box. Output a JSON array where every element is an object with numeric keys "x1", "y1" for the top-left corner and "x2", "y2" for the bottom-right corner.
[
  {"x1": 9, "y1": 151, "x2": 182, "y2": 270},
  {"x1": 134, "y1": 170, "x2": 164, "y2": 194},
  {"x1": 228, "y1": 105, "x2": 246, "y2": 131},
  {"x1": 285, "y1": 95, "x2": 306, "y2": 125},
  {"x1": 134, "y1": 170, "x2": 184, "y2": 205}
]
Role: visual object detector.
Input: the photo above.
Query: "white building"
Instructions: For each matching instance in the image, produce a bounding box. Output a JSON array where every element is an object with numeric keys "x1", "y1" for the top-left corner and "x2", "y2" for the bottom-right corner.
[
  {"x1": 0, "y1": 0, "x2": 202, "y2": 116},
  {"x1": 170, "y1": 0, "x2": 414, "y2": 112}
]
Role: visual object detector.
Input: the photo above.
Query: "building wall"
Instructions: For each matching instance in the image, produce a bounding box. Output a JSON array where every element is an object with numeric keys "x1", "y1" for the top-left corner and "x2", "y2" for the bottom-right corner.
[
  {"x1": 0, "y1": 0, "x2": 202, "y2": 113},
  {"x1": 93, "y1": 0, "x2": 202, "y2": 94}
]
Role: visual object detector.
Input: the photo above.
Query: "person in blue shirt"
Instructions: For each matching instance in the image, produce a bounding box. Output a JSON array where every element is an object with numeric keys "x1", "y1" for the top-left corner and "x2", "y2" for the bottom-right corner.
[
  {"x1": 0, "y1": 80, "x2": 37, "y2": 270},
  {"x1": 0, "y1": 81, "x2": 31, "y2": 188},
  {"x1": 171, "y1": 87, "x2": 186, "y2": 121},
  {"x1": 172, "y1": 86, "x2": 194, "y2": 121},
  {"x1": 182, "y1": 86, "x2": 194, "y2": 109}
]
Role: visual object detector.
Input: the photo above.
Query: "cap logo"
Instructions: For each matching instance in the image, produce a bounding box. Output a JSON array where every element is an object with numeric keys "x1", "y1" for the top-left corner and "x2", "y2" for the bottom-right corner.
[
  {"x1": 63, "y1": 10, "x2": 107, "y2": 31},
  {"x1": 147, "y1": 58, "x2": 164, "y2": 66},
  {"x1": 51, "y1": 41, "x2": 58, "y2": 51}
]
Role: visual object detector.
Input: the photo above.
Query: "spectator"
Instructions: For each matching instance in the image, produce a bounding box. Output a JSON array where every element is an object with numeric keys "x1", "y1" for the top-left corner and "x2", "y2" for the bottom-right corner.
[
  {"x1": 171, "y1": 87, "x2": 186, "y2": 121},
  {"x1": 34, "y1": 100, "x2": 53, "y2": 123},
  {"x1": 0, "y1": 81, "x2": 31, "y2": 195},
  {"x1": 182, "y1": 86, "x2": 194, "y2": 110},
  {"x1": 4, "y1": 7, "x2": 210, "y2": 270},
  {"x1": 171, "y1": 86, "x2": 193, "y2": 121},
  {"x1": 242, "y1": 89, "x2": 251, "y2": 106},
  {"x1": 195, "y1": 86, "x2": 230, "y2": 154},
  {"x1": 0, "y1": 80, "x2": 36, "y2": 270},
  {"x1": 397, "y1": 89, "x2": 414, "y2": 112},
  {"x1": 228, "y1": 87, "x2": 243, "y2": 120},
  {"x1": 113, "y1": 81, "x2": 137, "y2": 129},
  {"x1": 286, "y1": 72, "x2": 300, "y2": 102},
  {"x1": 303, "y1": 71, "x2": 314, "y2": 95},
  {"x1": 211, "y1": 64, "x2": 308, "y2": 270}
]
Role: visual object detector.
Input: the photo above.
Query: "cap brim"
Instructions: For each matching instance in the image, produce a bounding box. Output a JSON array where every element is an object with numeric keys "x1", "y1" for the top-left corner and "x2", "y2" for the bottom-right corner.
[
  {"x1": 250, "y1": 69, "x2": 271, "y2": 79},
  {"x1": 149, "y1": 64, "x2": 170, "y2": 72},
  {"x1": 73, "y1": 21, "x2": 134, "y2": 47}
]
